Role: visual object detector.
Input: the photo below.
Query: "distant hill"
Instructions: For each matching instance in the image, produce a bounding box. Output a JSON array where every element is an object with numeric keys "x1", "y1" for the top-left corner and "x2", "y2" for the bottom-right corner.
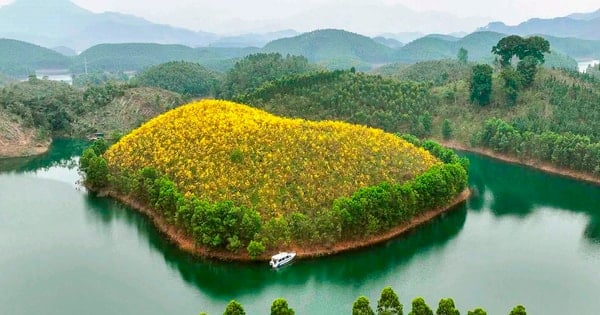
[
  {"x1": 51, "y1": 46, "x2": 78, "y2": 56},
  {"x1": 372, "y1": 37, "x2": 404, "y2": 49},
  {"x1": 0, "y1": 0, "x2": 217, "y2": 50},
  {"x1": 568, "y1": 9, "x2": 600, "y2": 20},
  {"x1": 209, "y1": 30, "x2": 299, "y2": 48},
  {"x1": 0, "y1": 39, "x2": 71, "y2": 76},
  {"x1": 393, "y1": 31, "x2": 580, "y2": 69},
  {"x1": 262, "y1": 29, "x2": 394, "y2": 70},
  {"x1": 75, "y1": 43, "x2": 259, "y2": 73},
  {"x1": 478, "y1": 10, "x2": 600, "y2": 41}
]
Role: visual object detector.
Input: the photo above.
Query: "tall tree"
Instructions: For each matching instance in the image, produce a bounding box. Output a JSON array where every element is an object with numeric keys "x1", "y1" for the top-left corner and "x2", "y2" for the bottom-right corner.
[
  {"x1": 408, "y1": 297, "x2": 433, "y2": 315},
  {"x1": 353, "y1": 296, "x2": 376, "y2": 315},
  {"x1": 436, "y1": 298, "x2": 460, "y2": 315},
  {"x1": 270, "y1": 298, "x2": 295, "y2": 315},
  {"x1": 223, "y1": 300, "x2": 246, "y2": 315},
  {"x1": 457, "y1": 48, "x2": 468, "y2": 64},
  {"x1": 470, "y1": 64, "x2": 493, "y2": 106},
  {"x1": 491, "y1": 35, "x2": 524, "y2": 67},
  {"x1": 377, "y1": 287, "x2": 403, "y2": 315}
]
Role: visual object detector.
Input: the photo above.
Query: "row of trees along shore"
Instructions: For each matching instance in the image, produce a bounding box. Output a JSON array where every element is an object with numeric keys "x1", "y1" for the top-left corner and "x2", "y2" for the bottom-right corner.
[
  {"x1": 467, "y1": 35, "x2": 600, "y2": 176},
  {"x1": 208, "y1": 286, "x2": 527, "y2": 315},
  {"x1": 80, "y1": 134, "x2": 468, "y2": 259}
]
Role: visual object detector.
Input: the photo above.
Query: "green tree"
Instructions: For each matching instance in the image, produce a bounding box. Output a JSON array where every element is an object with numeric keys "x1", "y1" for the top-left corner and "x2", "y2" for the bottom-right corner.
[
  {"x1": 442, "y1": 119, "x2": 453, "y2": 140},
  {"x1": 470, "y1": 64, "x2": 493, "y2": 106},
  {"x1": 408, "y1": 297, "x2": 433, "y2": 315},
  {"x1": 223, "y1": 300, "x2": 245, "y2": 315},
  {"x1": 467, "y1": 308, "x2": 487, "y2": 315},
  {"x1": 516, "y1": 56, "x2": 538, "y2": 88},
  {"x1": 436, "y1": 298, "x2": 460, "y2": 315},
  {"x1": 508, "y1": 305, "x2": 527, "y2": 315},
  {"x1": 376, "y1": 286, "x2": 403, "y2": 315},
  {"x1": 270, "y1": 298, "x2": 295, "y2": 315},
  {"x1": 500, "y1": 67, "x2": 521, "y2": 106},
  {"x1": 353, "y1": 296, "x2": 375, "y2": 315},
  {"x1": 246, "y1": 240, "x2": 265, "y2": 259},
  {"x1": 521, "y1": 36, "x2": 550, "y2": 64},
  {"x1": 492, "y1": 35, "x2": 524, "y2": 67},
  {"x1": 134, "y1": 61, "x2": 219, "y2": 97},
  {"x1": 457, "y1": 48, "x2": 468, "y2": 64}
]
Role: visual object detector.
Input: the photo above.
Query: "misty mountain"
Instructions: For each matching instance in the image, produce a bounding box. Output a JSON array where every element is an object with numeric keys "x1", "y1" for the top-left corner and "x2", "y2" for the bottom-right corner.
[
  {"x1": 209, "y1": 30, "x2": 299, "y2": 48},
  {"x1": 478, "y1": 8, "x2": 600, "y2": 40},
  {"x1": 253, "y1": 1, "x2": 489, "y2": 35},
  {"x1": 0, "y1": 0, "x2": 218, "y2": 50},
  {"x1": 372, "y1": 37, "x2": 404, "y2": 49},
  {"x1": 568, "y1": 9, "x2": 600, "y2": 20}
]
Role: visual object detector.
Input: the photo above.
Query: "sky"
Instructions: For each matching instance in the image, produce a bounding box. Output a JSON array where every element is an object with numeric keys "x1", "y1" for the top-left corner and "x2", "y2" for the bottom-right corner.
[{"x1": 0, "y1": 0, "x2": 599, "y2": 34}]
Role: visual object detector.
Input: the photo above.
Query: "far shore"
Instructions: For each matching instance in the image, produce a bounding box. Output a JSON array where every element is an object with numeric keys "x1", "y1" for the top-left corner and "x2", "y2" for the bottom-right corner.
[
  {"x1": 0, "y1": 139, "x2": 51, "y2": 159},
  {"x1": 97, "y1": 187, "x2": 471, "y2": 262},
  {"x1": 441, "y1": 140, "x2": 600, "y2": 186}
]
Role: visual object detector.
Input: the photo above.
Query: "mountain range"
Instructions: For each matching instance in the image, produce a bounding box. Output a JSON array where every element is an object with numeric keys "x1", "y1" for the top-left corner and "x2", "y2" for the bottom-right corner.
[{"x1": 479, "y1": 9, "x2": 600, "y2": 40}]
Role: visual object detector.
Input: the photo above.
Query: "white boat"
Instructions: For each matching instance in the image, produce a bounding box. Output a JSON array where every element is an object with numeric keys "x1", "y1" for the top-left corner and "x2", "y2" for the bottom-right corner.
[{"x1": 269, "y1": 252, "x2": 296, "y2": 268}]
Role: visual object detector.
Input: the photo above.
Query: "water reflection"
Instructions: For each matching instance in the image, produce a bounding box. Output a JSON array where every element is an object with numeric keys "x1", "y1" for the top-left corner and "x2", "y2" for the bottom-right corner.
[
  {"x1": 0, "y1": 139, "x2": 87, "y2": 174},
  {"x1": 465, "y1": 151, "x2": 600, "y2": 244}
]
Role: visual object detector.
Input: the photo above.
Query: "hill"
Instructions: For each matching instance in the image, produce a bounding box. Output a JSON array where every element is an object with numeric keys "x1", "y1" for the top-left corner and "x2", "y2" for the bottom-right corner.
[
  {"x1": 0, "y1": 0, "x2": 217, "y2": 50},
  {"x1": 0, "y1": 109, "x2": 50, "y2": 158},
  {"x1": 75, "y1": 43, "x2": 258, "y2": 73},
  {"x1": 394, "y1": 32, "x2": 578, "y2": 69},
  {"x1": 478, "y1": 14, "x2": 600, "y2": 41},
  {"x1": 262, "y1": 29, "x2": 394, "y2": 70},
  {"x1": 0, "y1": 39, "x2": 72, "y2": 77},
  {"x1": 90, "y1": 100, "x2": 467, "y2": 258}
]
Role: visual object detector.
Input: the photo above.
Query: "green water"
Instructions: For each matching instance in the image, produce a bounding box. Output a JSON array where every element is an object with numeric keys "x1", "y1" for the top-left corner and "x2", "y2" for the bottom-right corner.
[{"x1": 1, "y1": 139, "x2": 599, "y2": 315}]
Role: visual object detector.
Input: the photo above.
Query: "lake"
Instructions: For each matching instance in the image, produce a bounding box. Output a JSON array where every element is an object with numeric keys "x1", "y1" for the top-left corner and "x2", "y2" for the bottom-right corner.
[
  {"x1": 1, "y1": 139, "x2": 599, "y2": 314},
  {"x1": 577, "y1": 60, "x2": 599, "y2": 73}
]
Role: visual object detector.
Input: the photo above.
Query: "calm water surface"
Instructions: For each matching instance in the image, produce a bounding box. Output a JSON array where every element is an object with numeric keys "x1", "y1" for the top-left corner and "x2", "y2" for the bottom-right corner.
[{"x1": 1, "y1": 140, "x2": 599, "y2": 314}]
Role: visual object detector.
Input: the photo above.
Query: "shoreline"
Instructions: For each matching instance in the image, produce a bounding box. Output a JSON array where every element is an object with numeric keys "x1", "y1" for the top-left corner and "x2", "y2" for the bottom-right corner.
[
  {"x1": 441, "y1": 140, "x2": 600, "y2": 186},
  {"x1": 99, "y1": 188, "x2": 471, "y2": 262},
  {"x1": 0, "y1": 139, "x2": 51, "y2": 159}
]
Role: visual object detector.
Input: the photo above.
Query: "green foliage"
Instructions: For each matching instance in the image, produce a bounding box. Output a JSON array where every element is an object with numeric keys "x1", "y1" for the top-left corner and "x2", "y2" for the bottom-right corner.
[
  {"x1": 499, "y1": 67, "x2": 520, "y2": 106},
  {"x1": 134, "y1": 61, "x2": 220, "y2": 97},
  {"x1": 238, "y1": 70, "x2": 433, "y2": 135},
  {"x1": 508, "y1": 305, "x2": 527, "y2": 315},
  {"x1": 474, "y1": 118, "x2": 600, "y2": 174},
  {"x1": 442, "y1": 119, "x2": 453, "y2": 140},
  {"x1": 408, "y1": 297, "x2": 433, "y2": 315},
  {"x1": 246, "y1": 240, "x2": 265, "y2": 259},
  {"x1": 353, "y1": 296, "x2": 375, "y2": 315},
  {"x1": 375, "y1": 60, "x2": 472, "y2": 86},
  {"x1": 516, "y1": 56, "x2": 539, "y2": 88},
  {"x1": 83, "y1": 152, "x2": 109, "y2": 188},
  {"x1": 83, "y1": 82, "x2": 126, "y2": 108},
  {"x1": 436, "y1": 298, "x2": 460, "y2": 315},
  {"x1": 223, "y1": 300, "x2": 245, "y2": 315},
  {"x1": 220, "y1": 53, "x2": 315, "y2": 99},
  {"x1": 270, "y1": 298, "x2": 295, "y2": 315},
  {"x1": 73, "y1": 71, "x2": 128, "y2": 87},
  {"x1": 89, "y1": 139, "x2": 108, "y2": 155},
  {"x1": 377, "y1": 287, "x2": 403, "y2": 315},
  {"x1": 470, "y1": 64, "x2": 493, "y2": 106},
  {"x1": 457, "y1": 48, "x2": 468, "y2": 64},
  {"x1": 467, "y1": 308, "x2": 487, "y2": 315}
]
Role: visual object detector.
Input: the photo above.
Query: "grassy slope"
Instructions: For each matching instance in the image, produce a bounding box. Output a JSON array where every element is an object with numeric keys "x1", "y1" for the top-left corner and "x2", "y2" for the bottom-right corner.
[
  {"x1": 71, "y1": 87, "x2": 185, "y2": 137},
  {"x1": 0, "y1": 109, "x2": 49, "y2": 158},
  {"x1": 105, "y1": 100, "x2": 439, "y2": 217}
]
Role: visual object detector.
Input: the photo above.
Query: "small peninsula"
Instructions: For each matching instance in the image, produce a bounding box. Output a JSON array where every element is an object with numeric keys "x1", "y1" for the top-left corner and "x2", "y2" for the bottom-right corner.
[{"x1": 80, "y1": 99, "x2": 469, "y2": 261}]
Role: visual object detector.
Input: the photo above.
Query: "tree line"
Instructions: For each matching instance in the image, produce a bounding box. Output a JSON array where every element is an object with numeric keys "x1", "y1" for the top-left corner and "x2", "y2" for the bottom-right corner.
[{"x1": 205, "y1": 286, "x2": 527, "y2": 315}]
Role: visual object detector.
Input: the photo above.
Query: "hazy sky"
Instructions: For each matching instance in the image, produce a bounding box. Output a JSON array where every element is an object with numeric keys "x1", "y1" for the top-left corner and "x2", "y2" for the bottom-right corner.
[{"x1": 1, "y1": 0, "x2": 599, "y2": 34}]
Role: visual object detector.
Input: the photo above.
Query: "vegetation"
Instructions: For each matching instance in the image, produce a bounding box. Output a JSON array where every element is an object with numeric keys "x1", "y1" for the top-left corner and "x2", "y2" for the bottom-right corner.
[
  {"x1": 470, "y1": 64, "x2": 493, "y2": 105},
  {"x1": 91, "y1": 100, "x2": 467, "y2": 254},
  {"x1": 204, "y1": 291, "x2": 526, "y2": 315},
  {"x1": 134, "y1": 61, "x2": 220, "y2": 97},
  {"x1": 219, "y1": 53, "x2": 317, "y2": 99},
  {"x1": 0, "y1": 39, "x2": 71, "y2": 77},
  {"x1": 262, "y1": 29, "x2": 394, "y2": 70},
  {"x1": 374, "y1": 60, "x2": 472, "y2": 86}
]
